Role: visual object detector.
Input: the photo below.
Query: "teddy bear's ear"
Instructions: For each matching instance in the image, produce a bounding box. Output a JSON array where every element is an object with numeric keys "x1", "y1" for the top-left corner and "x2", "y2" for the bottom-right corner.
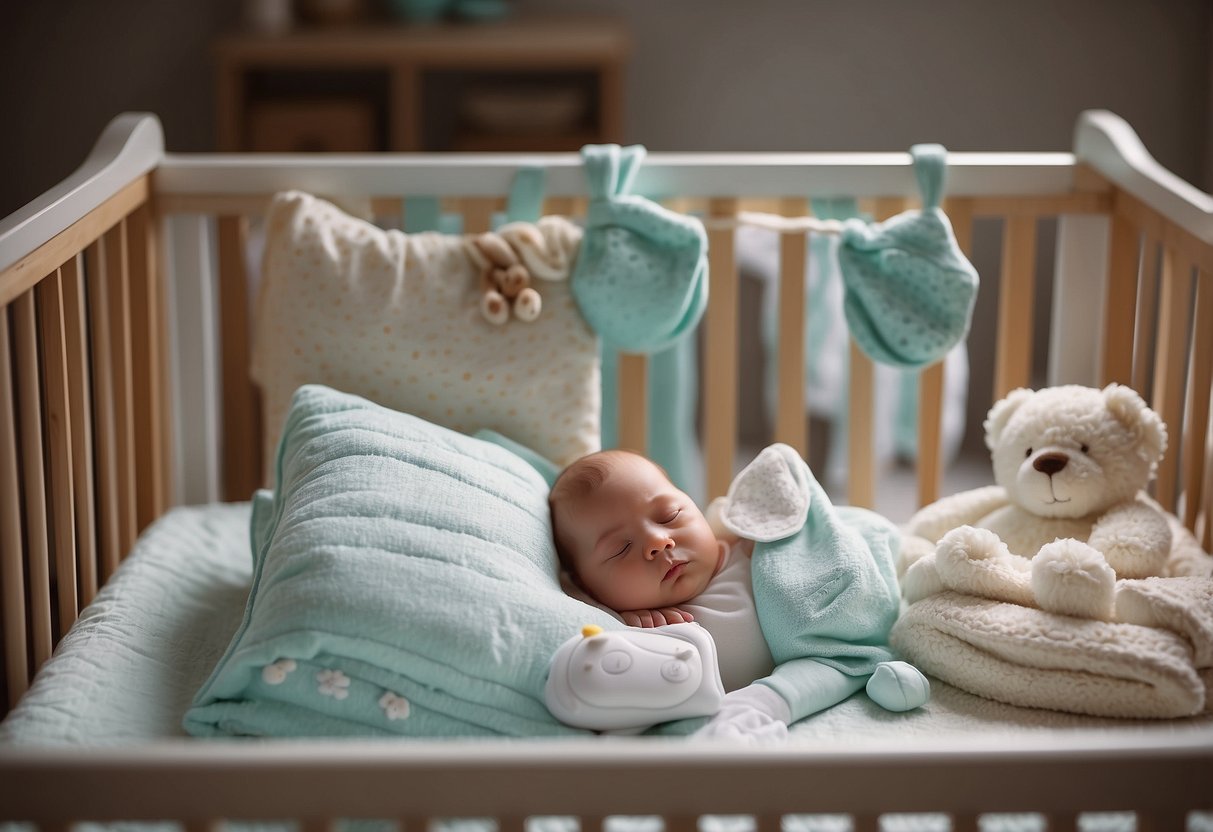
[
  {"x1": 1102, "y1": 383, "x2": 1168, "y2": 467},
  {"x1": 984, "y1": 388, "x2": 1035, "y2": 451}
]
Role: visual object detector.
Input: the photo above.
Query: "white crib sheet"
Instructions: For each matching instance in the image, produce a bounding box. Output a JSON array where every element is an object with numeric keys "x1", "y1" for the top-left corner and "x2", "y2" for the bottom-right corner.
[{"x1": 2, "y1": 502, "x2": 1211, "y2": 748}]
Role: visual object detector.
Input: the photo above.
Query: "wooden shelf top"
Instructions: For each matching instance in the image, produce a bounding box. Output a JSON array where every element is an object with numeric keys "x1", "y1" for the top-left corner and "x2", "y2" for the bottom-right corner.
[{"x1": 216, "y1": 16, "x2": 630, "y2": 66}]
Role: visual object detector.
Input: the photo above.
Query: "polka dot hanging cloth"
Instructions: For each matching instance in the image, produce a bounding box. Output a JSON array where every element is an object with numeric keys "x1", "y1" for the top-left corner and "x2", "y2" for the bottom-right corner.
[
  {"x1": 570, "y1": 144, "x2": 709, "y2": 354},
  {"x1": 838, "y1": 144, "x2": 979, "y2": 370}
]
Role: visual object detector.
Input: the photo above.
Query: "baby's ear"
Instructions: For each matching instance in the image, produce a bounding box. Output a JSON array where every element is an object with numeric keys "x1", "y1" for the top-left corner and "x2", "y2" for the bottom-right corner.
[{"x1": 705, "y1": 497, "x2": 733, "y2": 541}]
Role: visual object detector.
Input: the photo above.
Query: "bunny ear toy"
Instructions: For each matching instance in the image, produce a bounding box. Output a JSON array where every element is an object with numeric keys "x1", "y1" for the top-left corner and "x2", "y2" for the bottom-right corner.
[{"x1": 837, "y1": 143, "x2": 979, "y2": 370}]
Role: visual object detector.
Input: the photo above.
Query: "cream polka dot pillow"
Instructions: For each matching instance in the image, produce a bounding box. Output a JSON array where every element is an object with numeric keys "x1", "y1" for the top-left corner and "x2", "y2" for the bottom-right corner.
[{"x1": 251, "y1": 190, "x2": 599, "y2": 482}]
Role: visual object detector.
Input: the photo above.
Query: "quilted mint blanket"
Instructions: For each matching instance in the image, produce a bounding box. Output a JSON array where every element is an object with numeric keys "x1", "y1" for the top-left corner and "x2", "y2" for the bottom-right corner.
[{"x1": 185, "y1": 386, "x2": 905, "y2": 738}]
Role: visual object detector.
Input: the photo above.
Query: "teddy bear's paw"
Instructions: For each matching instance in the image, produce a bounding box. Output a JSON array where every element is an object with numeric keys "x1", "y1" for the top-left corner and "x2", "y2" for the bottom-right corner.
[
  {"x1": 866, "y1": 661, "x2": 931, "y2": 712},
  {"x1": 1031, "y1": 539, "x2": 1116, "y2": 620},
  {"x1": 902, "y1": 552, "x2": 946, "y2": 604},
  {"x1": 480, "y1": 290, "x2": 510, "y2": 326},
  {"x1": 935, "y1": 526, "x2": 1035, "y2": 605},
  {"x1": 513, "y1": 287, "x2": 542, "y2": 322},
  {"x1": 1093, "y1": 525, "x2": 1170, "y2": 580}
]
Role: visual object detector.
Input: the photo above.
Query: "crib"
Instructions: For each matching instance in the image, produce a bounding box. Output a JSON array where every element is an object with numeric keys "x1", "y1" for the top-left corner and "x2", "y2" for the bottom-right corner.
[{"x1": 0, "y1": 109, "x2": 1211, "y2": 830}]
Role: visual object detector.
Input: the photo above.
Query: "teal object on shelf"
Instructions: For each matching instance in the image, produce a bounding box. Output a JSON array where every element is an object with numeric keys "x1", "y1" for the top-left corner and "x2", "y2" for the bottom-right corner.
[
  {"x1": 570, "y1": 144, "x2": 709, "y2": 355},
  {"x1": 837, "y1": 143, "x2": 979, "y2": 370},
  {"x1": 386, "y1": 0, "x2": 452, "y2": 22},
  {"x1": 453, "y1": 0, "x2": 510, "y2": 20}
]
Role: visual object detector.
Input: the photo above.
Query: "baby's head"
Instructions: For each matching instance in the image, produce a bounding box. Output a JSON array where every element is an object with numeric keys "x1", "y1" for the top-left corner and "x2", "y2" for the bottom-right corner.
[{"x1": 549, "y1": 450, "x2": 724, "y2": 612}]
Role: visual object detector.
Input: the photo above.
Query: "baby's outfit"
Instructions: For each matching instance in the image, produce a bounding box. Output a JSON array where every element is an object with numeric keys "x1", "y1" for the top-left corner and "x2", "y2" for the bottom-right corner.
[{"x1": 681, "y1": 540, "x2": 774, "y2": 692}]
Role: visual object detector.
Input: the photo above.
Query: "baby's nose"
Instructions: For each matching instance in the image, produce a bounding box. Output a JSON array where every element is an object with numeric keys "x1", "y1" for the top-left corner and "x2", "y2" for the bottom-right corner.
[{"x1": 645, "y1": 538, "x2": 675, "y2": 560}]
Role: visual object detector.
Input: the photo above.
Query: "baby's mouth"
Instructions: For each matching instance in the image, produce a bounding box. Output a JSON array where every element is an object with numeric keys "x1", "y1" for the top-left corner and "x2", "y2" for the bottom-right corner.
[{"x1": 663, "y1": 562, "x2": 687, "y2": 582}]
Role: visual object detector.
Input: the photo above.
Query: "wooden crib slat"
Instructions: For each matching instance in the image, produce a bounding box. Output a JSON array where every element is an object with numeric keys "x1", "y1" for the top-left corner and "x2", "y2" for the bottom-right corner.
[
  {"x1": 916, "y1": 362, "x2": 945, "y2": 507},
  {"x1": 61, "y1": 256, "x2": 98, "y2": 606},
  {"x1": 543, "y1": 196, "x2": 576, "y2": 217},
  {"x1": 0, "y1": 306, "x2": 31, "y2": 708},
  {"x1": 461, "y1": 197, "x2": 500, "y2": 235},
  {"x1": 847, "y1": 340, "x2": 875, "y2": 508},
  {"x1": 126, "y1": 201, "x2": 167, "y2": 531},
  {"x1": 846, "y1": 198, "x2": 907, "y2": 510},
  {"x1": 498, "y1": 817, "x2": 526, "y2": 832},
  {"x1": 36, "y1": 269, "x2": 80, "y2": 635},
  {"x1": 103, "y1": 221, "x2": 138, "y2": 556},
  {"x1": 664, "y1": 817, "x2": 697, "y2": 832},
  {"x1": 1205, "y1": 431, "x2": 1213, "y2": 553},
  {"x1": 753, "y1": 815, "x2": 781, "y2": 832},
  {"x1": 217, "y1": 215, "x2": 261, "y2": 501},
  {"x1": 913, "y1": 197, "x2": 974, "y2": 507},
  {"x1": 1131, "y1": 237, "x2": 1160, "y2": 397},
  {"x1": 1044, "y1": 815, "x2": 1079, "y2": 831},
  {"x1": 617, "y1": 353, "x2": 648, "y2": 454},
  {"x1": 774, "y1": 198, "x2": 808, "y2": 458},
  {"x1": 1150, "y1": 247, "x2": 1192, "y2": 512},
  {"x1": 13, "y1": 290, "x2": 53, "y2": 666},
  {"x1": 0, "y1": 176, "x2": 149, "y2": 309},
  {"x1": 1102, "y1": 211, "x2": 1140, "y2": 387},
  {"x1": 950, "y1": 815, "x2": 980, "y2": 832},
  {"x1": 994, "y1": 215, "x2": 1037, "y2": 400},
  {"x1": 85, "y1": 239, "x2": 121, "y2": 583},
  {"x1": 850, "y1": 815, "x2": 879, "y2": 832},
  {"x1": 705, "y1": 198, "x2": 739, "y2": 500},
  {"x1": 1182, "y1": 268, "x2": 1213, "y2": 530}
]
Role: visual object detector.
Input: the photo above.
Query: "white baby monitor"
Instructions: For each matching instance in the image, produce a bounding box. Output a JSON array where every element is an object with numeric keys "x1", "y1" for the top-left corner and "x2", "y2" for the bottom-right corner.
[{"x1": 545, "y1": 622, "x2": 726, "y2": 732}]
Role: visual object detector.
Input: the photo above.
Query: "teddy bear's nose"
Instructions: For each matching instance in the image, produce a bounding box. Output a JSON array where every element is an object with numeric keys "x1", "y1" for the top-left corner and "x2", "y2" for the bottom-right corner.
[{"x1": 1033, "y1": 452, "x2": 1069, "y2": 476}]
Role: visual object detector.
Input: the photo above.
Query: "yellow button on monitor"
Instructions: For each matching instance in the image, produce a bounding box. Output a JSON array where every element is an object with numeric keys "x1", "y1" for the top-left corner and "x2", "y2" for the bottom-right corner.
[{"x1": 581, "y1": 625, "x2": 603, "y2": 638}]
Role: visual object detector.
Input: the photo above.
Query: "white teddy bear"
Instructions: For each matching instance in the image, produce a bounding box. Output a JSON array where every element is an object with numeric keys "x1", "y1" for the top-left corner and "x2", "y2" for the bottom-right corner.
[{"x1": 900, "y1": 384, "x2": 1189, "y2": 621}]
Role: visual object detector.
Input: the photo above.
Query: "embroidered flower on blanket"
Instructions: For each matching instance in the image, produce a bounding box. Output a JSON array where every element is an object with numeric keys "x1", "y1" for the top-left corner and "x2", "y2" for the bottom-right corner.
[
  {"x1": 316, "y1": 668, "x2": 351, "y2": 700},
  {"x1": 261, "y1": 659, "x2": 297, "y2": 685},
  {"x1": 379, "y1": 691, "x2": 411, "y2": 721}
]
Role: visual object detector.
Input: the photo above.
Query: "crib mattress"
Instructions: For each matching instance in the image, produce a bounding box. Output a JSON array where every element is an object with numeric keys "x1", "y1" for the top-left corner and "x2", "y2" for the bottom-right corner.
[
  {"x1": 0, "y1": 503, "x2": 252, "y2": 745},
  {"x1": 2, "y1": 502, "x2": 1212, "y2": 748}
]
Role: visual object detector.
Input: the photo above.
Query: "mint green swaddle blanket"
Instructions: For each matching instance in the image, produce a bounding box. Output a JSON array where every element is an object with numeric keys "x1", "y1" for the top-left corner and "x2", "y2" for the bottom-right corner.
[
  {"x1": 185, "y1": 385, "x2": 613, "y2": 738},
  {"x1": 186, "y1": 388, "x2": 915, "y2": 738}
]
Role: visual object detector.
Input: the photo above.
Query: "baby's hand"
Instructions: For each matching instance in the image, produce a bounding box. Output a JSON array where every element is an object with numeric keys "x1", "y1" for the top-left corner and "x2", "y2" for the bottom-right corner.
[{"x1": 619, "y1": 608, "x2": 695, "y2": 628}]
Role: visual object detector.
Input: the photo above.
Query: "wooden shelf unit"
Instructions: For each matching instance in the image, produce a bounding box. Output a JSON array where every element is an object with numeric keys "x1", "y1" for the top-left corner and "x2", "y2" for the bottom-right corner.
[{"x1": 215, "y1": 17, "x2": 629, "y2": 152}]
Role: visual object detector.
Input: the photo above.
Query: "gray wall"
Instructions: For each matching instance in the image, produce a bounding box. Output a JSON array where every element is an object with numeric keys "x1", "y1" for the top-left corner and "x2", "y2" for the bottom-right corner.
[{"x1": 2, "y1": 0, "x2": 1208, "y2": 218}]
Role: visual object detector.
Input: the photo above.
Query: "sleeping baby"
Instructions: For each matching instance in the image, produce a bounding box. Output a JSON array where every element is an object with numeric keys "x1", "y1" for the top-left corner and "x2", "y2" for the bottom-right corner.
[{"x1": 549, "y1": 448, "x2": 929, "y2": 739}]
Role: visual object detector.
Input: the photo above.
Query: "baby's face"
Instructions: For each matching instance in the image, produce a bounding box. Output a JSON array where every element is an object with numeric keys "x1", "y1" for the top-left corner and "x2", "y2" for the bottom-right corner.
[{"x1": 555, "y1": 454, "x2": 724, "y2": 612}]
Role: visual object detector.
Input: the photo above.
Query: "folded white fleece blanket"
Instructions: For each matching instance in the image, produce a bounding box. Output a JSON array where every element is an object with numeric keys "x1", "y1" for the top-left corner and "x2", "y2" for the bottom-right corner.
[{"x1": 892, "y1": 521, "x2": 1213, "y2": 719}]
